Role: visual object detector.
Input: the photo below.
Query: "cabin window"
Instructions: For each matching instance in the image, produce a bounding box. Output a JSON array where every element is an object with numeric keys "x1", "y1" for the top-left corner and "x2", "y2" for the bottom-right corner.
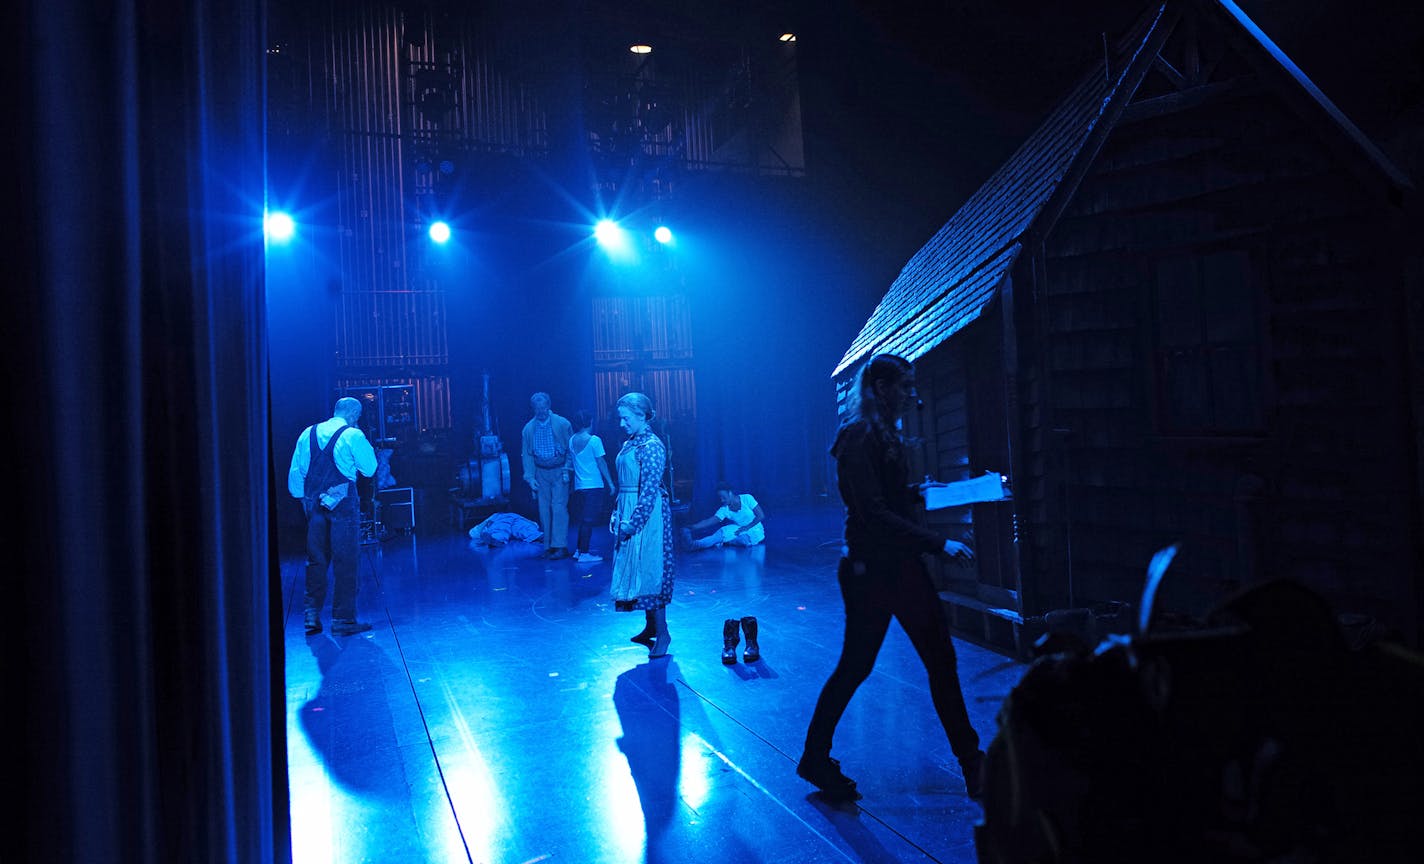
[{"x1": 1152, "y1": 250, "x2": 1264, "y2": 434}]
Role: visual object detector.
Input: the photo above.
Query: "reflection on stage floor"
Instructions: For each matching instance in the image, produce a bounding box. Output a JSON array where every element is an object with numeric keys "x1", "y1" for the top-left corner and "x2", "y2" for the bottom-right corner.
[{"x1": 283, "y1": 504, "x2": 1026, "y2": 864}]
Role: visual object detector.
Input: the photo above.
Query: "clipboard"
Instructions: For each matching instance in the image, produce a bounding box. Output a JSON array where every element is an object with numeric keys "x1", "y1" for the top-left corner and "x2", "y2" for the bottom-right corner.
[{"x1": 920, "y1": 472, "x2": 1011, "y2": 510}]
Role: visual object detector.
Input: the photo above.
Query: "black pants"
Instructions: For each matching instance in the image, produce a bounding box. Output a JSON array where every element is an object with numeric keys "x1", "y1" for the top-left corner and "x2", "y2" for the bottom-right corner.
[
  {"x1": 571, "y1": 487, "x2": 607, "y2": 553},
  {"x1": 804, "y1": 556, "x2": 980, "y2": 761}
]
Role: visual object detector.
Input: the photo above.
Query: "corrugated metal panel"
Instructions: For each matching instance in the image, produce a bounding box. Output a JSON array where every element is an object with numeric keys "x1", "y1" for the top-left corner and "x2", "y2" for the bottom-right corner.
[
  {"x1": 328, "y1": 2, "x2": 549, "y2": 435},
  {"x1": 595, "y1": 368, "x2": 697, "y2": 427},
  {"x1": 452, "y1": 27, "x2": 548, "y2": 153},
  {"x1": 592, "y1": 295, "x2": 694, "y2": 362},
  {"x1": 329, "y1": 3, "x2": 423, "y2": 366}
]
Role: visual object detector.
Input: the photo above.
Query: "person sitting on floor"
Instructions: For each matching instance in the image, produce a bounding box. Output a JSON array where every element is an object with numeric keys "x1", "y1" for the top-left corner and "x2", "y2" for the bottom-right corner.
[{"x1": 681, "y1": 482, "x2": 766, "y2": 550}]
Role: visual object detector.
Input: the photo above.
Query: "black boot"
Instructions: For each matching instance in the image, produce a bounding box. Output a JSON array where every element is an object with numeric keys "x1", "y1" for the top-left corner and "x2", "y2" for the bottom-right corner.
[
  {"x1": 722, "y1": 619, "x2": 740, "y2": 665},
  {"x1": 740, "y1": 616, "x2": 760, "y2": 663},
  {"x1": 959, "y1": 749, "x2": 987, "y2": 800},
  {"x1": 797, "y1": 751, "x2": 861, "y2": 801}
]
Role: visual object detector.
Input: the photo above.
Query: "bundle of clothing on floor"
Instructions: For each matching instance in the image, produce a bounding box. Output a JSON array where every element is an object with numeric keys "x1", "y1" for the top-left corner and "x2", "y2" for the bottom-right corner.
[{"x1": 467, "y1": 512, "x2": 543, "y2": 547}]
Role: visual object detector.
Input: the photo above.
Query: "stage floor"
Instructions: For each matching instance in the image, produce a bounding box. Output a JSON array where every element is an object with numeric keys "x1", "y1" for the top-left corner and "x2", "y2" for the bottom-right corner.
[{"x1": 282, "y1": 503, "x2": 1027, "y2": 864}]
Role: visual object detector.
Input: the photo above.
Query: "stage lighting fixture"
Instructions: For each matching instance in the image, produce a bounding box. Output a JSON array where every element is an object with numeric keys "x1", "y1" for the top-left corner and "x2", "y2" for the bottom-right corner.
[
  {"x1": 594, "y1": 219, "x2": 624, "y2": 247},
  {"x1": 629, "y1": 44, "x2": 652, "y2": 54},
  {"x1": 654, "y1": 226, "x2": 673, "y2": 244},
  {"x1": 779, "y1": 33, "x2": 797, "y2": 43},
  {"x1": 429, "y1": 221, "x2": 452, "y2": 243},
  {"x1": 264, "y1": 210, "x2": 295, "y2": 243}
]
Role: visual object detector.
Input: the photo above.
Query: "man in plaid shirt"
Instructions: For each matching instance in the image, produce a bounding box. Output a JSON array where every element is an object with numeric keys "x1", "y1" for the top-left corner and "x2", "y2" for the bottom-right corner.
[{"x1": 521, "y1": 391, "x2": 574, "y2": 558}]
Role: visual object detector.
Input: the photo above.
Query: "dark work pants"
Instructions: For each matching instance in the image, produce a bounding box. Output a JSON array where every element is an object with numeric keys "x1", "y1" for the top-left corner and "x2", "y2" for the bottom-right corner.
[
  {"x1": 304, "y1": 496, "x2": 359, "y2": 621},
  {"x1": 571, "y1": 487, "x2": 607, "y2": 553},
  {"x1": 804, "y1": 556, "x2": 980, "y2": 761}
]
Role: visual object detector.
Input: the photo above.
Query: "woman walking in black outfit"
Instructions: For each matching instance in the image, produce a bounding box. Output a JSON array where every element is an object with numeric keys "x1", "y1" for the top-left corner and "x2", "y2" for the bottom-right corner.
[{"x1": 798, "y1": 353, "x2": 986, "y2": 802}]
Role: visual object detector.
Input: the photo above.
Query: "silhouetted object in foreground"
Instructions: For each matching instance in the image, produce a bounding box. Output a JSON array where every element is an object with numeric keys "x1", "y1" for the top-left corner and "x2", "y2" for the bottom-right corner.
[{"x1": 976, "y1": 572, "x2": 1424, "y2": 863}]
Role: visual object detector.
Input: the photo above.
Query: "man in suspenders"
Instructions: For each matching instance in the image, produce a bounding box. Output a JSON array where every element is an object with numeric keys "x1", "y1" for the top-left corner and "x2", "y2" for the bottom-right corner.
[{"x1": 288, "y1": 397, "x2": 378, "y2": 636}]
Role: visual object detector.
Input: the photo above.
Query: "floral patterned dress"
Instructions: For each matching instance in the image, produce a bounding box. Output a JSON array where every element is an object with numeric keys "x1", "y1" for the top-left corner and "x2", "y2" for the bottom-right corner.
[{"x1": 609, "y1": 429, "x2": 675, "y2": 611}]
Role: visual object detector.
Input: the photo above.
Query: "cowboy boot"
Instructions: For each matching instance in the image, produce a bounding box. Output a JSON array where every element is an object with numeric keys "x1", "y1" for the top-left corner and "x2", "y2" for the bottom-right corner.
[
  {"x1": 740, "y1": 616, "x2": 760, "y2": 663},
  {"x1": 722, "y1": 619, "x2": 741, "y2": 664}
]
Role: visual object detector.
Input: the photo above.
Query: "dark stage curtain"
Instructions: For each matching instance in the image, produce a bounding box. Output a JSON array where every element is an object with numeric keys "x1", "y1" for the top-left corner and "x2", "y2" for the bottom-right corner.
[
  {"x1": 7, "y1": 1, "x2": 286, "y2": 862},
  {"x1": 680, "y1": 217, "x2": 846, "y2": 515},
  {"x1": 688, "y1": 360, "x2": 840, "y2": 512}
]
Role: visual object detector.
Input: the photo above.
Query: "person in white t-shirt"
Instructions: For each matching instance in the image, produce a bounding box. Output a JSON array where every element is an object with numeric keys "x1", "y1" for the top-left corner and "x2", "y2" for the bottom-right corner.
[
  {"x1": 682, "y1": 482, "x2": 766, "y2": 549},
  {"x1": 569, "y1": 410, "x2": 616, "y2": 563}
]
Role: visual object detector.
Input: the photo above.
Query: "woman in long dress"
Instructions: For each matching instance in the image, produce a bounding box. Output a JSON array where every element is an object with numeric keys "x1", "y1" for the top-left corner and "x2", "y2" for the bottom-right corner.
[{"x1": 609, "y1": 392, "x2": 676, "y2": 658}]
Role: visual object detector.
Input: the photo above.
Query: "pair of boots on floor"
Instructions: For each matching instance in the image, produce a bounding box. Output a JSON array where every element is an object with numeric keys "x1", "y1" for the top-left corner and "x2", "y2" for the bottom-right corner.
[{"x1": 722, "y1": 616, "x2": 761, "y2": 664}]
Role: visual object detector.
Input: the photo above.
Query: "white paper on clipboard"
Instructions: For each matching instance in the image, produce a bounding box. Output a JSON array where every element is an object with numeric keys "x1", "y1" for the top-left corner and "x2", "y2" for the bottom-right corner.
[{"x1": 922, "y1": 473, "x2": 1010, "y2": 510}]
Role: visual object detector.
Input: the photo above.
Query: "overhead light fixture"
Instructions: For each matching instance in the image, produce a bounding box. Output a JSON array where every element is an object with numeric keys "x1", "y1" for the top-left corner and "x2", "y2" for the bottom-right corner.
[
  {"x1": 263, "y1": 210, "x2": 295, "y2": 243},
  {"x1": 593, "y1": 219, "x2": 635, "y2": 262},
  {"x1": 629, "y1": 44, "x2": 652, "y2": 54},
  {"x1": 594, "y1": 219, "x2": 625, "y2": 247},
  {"x1": 779, "y1": 33, "x2": 796, "y2": 43}
]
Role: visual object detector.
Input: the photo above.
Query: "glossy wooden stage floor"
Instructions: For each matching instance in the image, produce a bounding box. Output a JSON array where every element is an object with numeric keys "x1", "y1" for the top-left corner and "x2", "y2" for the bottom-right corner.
[{"x1": 282, "y1": 505, "x2": 1027, "y2": 864}]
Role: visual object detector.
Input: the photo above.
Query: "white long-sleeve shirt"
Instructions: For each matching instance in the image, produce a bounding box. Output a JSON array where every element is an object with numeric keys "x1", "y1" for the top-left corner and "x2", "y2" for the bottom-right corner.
[{"x1": 288, "y1": 416, "x2": 377, "y2": 498}]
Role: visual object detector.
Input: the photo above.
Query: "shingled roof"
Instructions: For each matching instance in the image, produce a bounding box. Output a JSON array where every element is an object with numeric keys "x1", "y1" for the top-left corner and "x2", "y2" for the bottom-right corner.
[{"x1": 832, "y1": 0, "x2": 1412, "y2": 379}]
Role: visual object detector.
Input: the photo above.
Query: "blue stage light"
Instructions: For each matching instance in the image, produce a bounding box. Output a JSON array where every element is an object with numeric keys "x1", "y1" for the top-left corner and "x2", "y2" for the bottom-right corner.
[
  {"x1": 429, "y1": 221, "x2": 452, "y2": 244},
  {"x1": 264, "y1": 211, "x2": 295, "y2": 243},
  {"x1": 594, "y1": 219, "x2": 625, "y2": 248},
  {"x1": 654, "y1": 225, "x2": 673, "y2": 244}
]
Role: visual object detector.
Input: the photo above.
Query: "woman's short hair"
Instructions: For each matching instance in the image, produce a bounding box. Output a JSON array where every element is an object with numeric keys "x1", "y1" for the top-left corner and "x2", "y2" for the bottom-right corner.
[
  {"x1": 715, "y1": 480, "x2": 735, "y2": 494},
  {"x1": 573, "y1": 410, "x2": 593, "y2": 431},
  {"x1": 616, "y1": 391, "x2": 656, "y2": 421}
]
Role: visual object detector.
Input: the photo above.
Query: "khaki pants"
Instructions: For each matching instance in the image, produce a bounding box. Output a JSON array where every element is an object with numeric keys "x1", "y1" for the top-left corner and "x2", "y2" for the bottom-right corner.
[{"x1": 534, "y1": 465, "x2": 570, "y2": 551}]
